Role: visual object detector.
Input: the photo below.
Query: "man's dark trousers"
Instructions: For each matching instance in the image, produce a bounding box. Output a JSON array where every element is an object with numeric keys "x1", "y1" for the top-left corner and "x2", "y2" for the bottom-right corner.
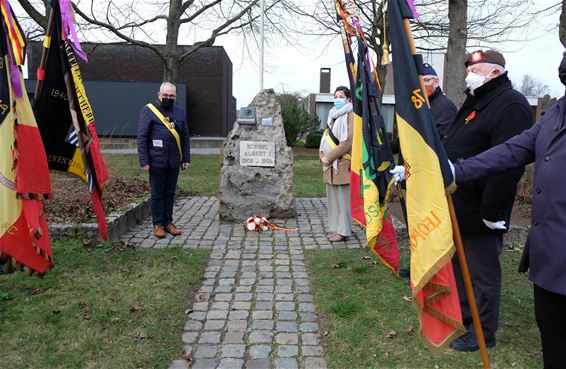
[
  {"x1": 452, "y1": 233, "x2": 503, "y2": 341},
  {"x1": 534, "y1": 284, "x2": 566, "y2": 369},
  {"x1": 149, "y1": 166, "x2": 180, "y2": 227}
]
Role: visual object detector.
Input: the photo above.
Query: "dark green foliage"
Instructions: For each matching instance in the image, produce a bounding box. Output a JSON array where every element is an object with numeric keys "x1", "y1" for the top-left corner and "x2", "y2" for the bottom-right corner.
[
  {"x1": 305, "y1": 131, "x2": 324, "y2": 148},
  {"x1": 279, "y1": 93, "x2": 320, "y2": 146}
]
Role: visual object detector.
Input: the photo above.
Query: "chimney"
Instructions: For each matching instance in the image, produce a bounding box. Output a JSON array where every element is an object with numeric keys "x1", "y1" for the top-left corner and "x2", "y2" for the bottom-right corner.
[{"x1": 319, "y1": 68, "x2": 331, "y2": 93}]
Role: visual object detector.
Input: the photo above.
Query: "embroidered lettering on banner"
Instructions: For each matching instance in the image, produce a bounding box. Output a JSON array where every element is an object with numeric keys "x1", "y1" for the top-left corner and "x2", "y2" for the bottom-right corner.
[
  {"x1": 411, "y1": 89, "x2": 425, "y2": 110},
  {"x1": 409, "y1": 210, "x2": 443, "y2": 251}
]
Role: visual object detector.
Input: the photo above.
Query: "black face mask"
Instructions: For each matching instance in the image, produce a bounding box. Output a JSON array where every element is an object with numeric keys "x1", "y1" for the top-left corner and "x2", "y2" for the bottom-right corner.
[
  {"x1": 559, "y1": 56, "x2": 566, "y2": 86},
  {"x1": 160, "y1": 98, "x2": 175, "y2": 109}
]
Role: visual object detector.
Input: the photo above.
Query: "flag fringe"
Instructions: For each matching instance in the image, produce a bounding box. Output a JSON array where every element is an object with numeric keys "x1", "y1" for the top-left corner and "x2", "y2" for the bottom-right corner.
[{"x1": 411, "y1": 244, "x2": 455, "y2": 295}]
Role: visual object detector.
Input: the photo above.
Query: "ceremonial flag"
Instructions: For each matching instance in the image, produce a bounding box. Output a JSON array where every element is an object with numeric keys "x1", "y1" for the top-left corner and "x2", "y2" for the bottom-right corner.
[
  {"x1": 34, "y1": 0, "x2": 109, "y2": 240},
  {"x1": 335, "y1": 0, "x2": 400, "y2": 273},
  {"x1": 388, "y1": 0, "x2": 464, "y2": 351},
  {"x1": 350, "y1": 35, "x2": 399, "y2": 273},
  {"x1": 0, "y1": 0, "x2": 53, "y2": 274}
]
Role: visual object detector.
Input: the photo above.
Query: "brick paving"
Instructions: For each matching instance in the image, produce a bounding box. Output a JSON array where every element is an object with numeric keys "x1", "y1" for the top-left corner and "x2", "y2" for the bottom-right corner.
[{"x1": 120, "y1": 197, "x2": 366, "y2": 369}]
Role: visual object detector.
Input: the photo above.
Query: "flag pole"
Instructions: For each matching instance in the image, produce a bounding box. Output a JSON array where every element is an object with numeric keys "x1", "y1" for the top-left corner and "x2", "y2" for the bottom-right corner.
[
  {"x1": 395, "y1": 183, "x2": 408, "y2": 225},
  {"x1": 401, "y1": 17, "x2": 491, "y2": 369},
  {"x1": 259, "y1": 0, "x2": 265, "y2": 91},
  {"x1": 34, "y1": 9, "x2": 54, "y2": 101}
]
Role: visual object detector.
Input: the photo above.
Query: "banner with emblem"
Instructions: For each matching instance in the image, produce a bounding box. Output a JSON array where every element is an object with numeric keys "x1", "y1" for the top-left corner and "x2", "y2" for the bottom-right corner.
[
  {"x1": 388, "y1": 0, "x2": 464, "y2": 351},
  {"x1": 34, "y1": 0, "x2": 109, "y2": 240},
  {"x1": 335, "y1": 0, "x2": 400, "y2": 274},
  {"x1": 0, "y1": 0, "x2": 53, "y2": 274}
]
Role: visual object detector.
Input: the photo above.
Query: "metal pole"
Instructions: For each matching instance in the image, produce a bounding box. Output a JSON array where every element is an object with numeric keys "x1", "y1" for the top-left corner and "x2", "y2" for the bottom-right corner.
[{"x1": 260, "y1": 0, "x2": 265, "y2": 91}]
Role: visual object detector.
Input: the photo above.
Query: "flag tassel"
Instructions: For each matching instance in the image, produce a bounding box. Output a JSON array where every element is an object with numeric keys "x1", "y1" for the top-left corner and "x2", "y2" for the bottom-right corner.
[{"x1": 401, "y1": 16, "x2": 491, "y2": 369}]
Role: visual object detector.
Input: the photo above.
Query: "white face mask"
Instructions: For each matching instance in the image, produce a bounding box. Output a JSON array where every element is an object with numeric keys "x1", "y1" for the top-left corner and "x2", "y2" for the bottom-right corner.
[{"x1": 465, "y1": 72, "x2": 485, "y2": 95}]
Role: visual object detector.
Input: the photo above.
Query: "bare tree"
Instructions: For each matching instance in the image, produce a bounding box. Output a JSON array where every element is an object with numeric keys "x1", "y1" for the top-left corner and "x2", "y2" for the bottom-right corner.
[
  {"x1": 561, "y1": 0, "x2": 566, "y2": 46},
  {"x1": 519, "y1": 74, "x2": 550, "y2": 97},
  {"x1": 287, "y1": 0, "x2": 555, "y2": 103},
  {"x1": 444, "y1": 0, "x2": 467, "y2": 105},
  {"x1": 16, "y1": 0, "x2": 294, "y2": 83}
]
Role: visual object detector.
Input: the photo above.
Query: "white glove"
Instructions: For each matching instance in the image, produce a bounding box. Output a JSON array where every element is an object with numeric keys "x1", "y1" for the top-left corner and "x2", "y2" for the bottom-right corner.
[
  {"x1": 389, "y1": 165, "x2": 406, "y2": 185},
  {"x1": 449, "y1": 160, "x2": 455, "y2": 180},
  {"x1": 482, "y1": 219, "x2": 507, "y2": 230}
]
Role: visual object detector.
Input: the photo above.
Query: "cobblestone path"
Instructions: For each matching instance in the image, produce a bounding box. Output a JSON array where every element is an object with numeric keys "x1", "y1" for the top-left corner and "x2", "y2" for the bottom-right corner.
[{"x1": 120, "y1": 197, "x2": 366, "y2": 369}]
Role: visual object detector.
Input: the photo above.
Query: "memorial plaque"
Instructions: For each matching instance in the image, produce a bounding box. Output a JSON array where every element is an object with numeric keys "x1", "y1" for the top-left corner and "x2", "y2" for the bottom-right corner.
[
  {"x1": 240, "y1": 141, "x2": 275, "y2": 167},
  {"x1": 237, "y1": 107, "x2": 257, "y2": 125}
]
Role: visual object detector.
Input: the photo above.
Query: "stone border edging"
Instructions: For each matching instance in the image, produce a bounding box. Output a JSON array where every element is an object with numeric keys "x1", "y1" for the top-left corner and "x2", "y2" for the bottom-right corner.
[{"x1": 48, "y1": 196, "x2": 151, "y2": 241}]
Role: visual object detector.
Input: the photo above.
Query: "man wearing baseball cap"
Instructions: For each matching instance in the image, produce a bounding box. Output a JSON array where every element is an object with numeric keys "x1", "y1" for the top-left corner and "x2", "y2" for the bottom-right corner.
[{"x1": 443, "y1": 50, "x2": 532, "y2": 352}]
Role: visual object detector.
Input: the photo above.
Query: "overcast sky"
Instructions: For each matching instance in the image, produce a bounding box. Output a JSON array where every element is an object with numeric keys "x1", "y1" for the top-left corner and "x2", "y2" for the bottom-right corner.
[
  {"x1": 13, "y1": 1, "x2": 564, "y2": 108},
  {"x1": 220, "y1": 2, "x2": 565, "y2": 108}
]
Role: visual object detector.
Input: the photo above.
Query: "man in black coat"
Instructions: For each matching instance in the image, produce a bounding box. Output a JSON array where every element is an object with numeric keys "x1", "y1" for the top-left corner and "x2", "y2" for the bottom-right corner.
[
  {"x1": 391, "y1": 63, "x2": 457, "y2": 158},
  {"x1": 422, "y1": 62, "x2": 458, "y2": 141},
  {"x1": 451, "y1": 50, "x2": 566, "y2": 368},
  {"x1": 444, "y1": 50, "x2": 532, "y2": 352},
  {"x1": 137, "y1": 82, "x2": 191, "y2": 238}
]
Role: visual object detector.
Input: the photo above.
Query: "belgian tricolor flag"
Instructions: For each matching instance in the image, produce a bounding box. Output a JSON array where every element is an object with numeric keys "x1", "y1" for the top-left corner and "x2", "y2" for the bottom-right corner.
[
  {"x1": 388, "y1": 0, "x2": 464, "y2": 351},
  {"x1": 34, "y1": 0, "x2": 109, "y2": 240},
  {"x1": 0, "y1": 0, "x2": 53, "y2": 274}
]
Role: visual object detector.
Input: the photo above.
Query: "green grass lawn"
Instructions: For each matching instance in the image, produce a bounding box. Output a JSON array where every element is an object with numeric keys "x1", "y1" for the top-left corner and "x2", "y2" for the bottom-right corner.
[
  {"x1": 104, "y1": 149, "x2": 325, "y2": 197},
  {"x1": 0, "y1": 241, "x2": 209, "y2": 369},
  {"x1": 305, "y1": 247, "x2": 541, "y2": 369}
]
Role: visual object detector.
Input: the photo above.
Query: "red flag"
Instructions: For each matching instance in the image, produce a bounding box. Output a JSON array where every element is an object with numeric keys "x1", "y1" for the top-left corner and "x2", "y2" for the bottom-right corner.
[{"x1": 0, "y1": 1, "x2": 52, "y2": 274}]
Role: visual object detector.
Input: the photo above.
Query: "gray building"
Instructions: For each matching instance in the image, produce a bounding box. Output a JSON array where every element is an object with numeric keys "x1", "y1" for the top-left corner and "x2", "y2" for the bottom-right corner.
[{"x1": 26, "y1": 42, "x2": 236, "y2": 138}]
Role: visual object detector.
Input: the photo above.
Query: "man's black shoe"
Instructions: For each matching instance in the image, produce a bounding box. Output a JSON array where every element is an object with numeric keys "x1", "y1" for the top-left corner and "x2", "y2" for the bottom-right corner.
[{"x1": 450, "y1": 331, "x2": 496, "y2": 352}]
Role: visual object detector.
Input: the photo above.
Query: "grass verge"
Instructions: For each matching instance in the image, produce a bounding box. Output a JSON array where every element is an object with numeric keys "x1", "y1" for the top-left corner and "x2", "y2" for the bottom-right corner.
[
  {"x1": 103, "y1": 150, "x2": 326, "y2": 197},
  {"x1": 305, "y1": 247, "x2": 541, "y2": 369},
  {"x1": 0, "y1": 240, "x2": 209, "y2": 369}
]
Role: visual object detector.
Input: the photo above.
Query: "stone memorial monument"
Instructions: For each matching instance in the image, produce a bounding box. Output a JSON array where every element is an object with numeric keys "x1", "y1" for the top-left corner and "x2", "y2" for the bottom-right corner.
[{"x1": 219, "y1": 89, "x2": 296, "y2": 221}]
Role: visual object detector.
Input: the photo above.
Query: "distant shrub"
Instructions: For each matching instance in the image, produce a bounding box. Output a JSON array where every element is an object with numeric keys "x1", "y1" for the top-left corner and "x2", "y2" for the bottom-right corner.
[
  {"x1": 278, "y1": 93, "x2": 320, "y2": 147},
  {"x1": 305, "y1": 131, "x2": 324, "y2": 148}
]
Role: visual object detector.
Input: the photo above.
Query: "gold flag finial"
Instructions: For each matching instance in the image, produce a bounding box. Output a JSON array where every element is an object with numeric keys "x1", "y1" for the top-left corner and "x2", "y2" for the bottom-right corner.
[{"x1": 381, "y1": 11, "x2": 390, "y2": 66}]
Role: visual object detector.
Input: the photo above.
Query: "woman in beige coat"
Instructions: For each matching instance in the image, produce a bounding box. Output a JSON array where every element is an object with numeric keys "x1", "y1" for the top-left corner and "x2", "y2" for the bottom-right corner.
[{"x1": 319, "y1": 86, "x2": 354, "y2": 242}]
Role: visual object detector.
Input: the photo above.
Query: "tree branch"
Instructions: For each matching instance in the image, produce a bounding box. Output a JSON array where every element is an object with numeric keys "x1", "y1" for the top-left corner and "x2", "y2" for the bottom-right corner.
[
  {"x1": 16, "y1": 0, "x2": 48, "y2": 30},
  {"x1": 71, "y1": 3, "x2": 166, "y2": 63}
]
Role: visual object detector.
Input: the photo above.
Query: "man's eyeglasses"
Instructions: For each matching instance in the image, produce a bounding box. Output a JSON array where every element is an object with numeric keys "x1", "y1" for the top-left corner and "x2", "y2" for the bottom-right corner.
[{"x1": 423, "y1": 76, "x2": 438, "y2": 85}]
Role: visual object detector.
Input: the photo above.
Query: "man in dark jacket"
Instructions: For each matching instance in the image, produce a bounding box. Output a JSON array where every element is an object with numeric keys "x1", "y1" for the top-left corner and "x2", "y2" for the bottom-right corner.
[
  {"x1": 137, "y1": 82, "x2": 191, "y2": 238},
  {"x1": 422, "y1": 62, "x2": 458, "y2": 141},
  {"x1": 444, "y1": 50, "x2": 532, "y2": 352},
  {"x1": 451, "y1": 50, "x2": 566, "y2": 369},
  {"x1": 393, "y1": 63, "x2": 457, "y2": 154}
]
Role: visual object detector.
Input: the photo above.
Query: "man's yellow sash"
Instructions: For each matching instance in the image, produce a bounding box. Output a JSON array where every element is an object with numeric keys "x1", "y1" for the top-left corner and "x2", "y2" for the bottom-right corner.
[
  {"x1": 324, "y1": 129, "x2": 351, "y2": 160},
  {"x1": 146, "y1": 103, "x2": 182, "y2": 155}
]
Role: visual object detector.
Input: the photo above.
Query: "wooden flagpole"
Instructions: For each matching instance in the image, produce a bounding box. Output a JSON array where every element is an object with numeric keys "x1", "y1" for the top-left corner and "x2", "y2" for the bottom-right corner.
[
  {"x1": 33, "y1": 9, "x2": 54, "y2": 101},
  {"x1": 401, "y1": 17, "x2": 491, "y2": 369}
]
